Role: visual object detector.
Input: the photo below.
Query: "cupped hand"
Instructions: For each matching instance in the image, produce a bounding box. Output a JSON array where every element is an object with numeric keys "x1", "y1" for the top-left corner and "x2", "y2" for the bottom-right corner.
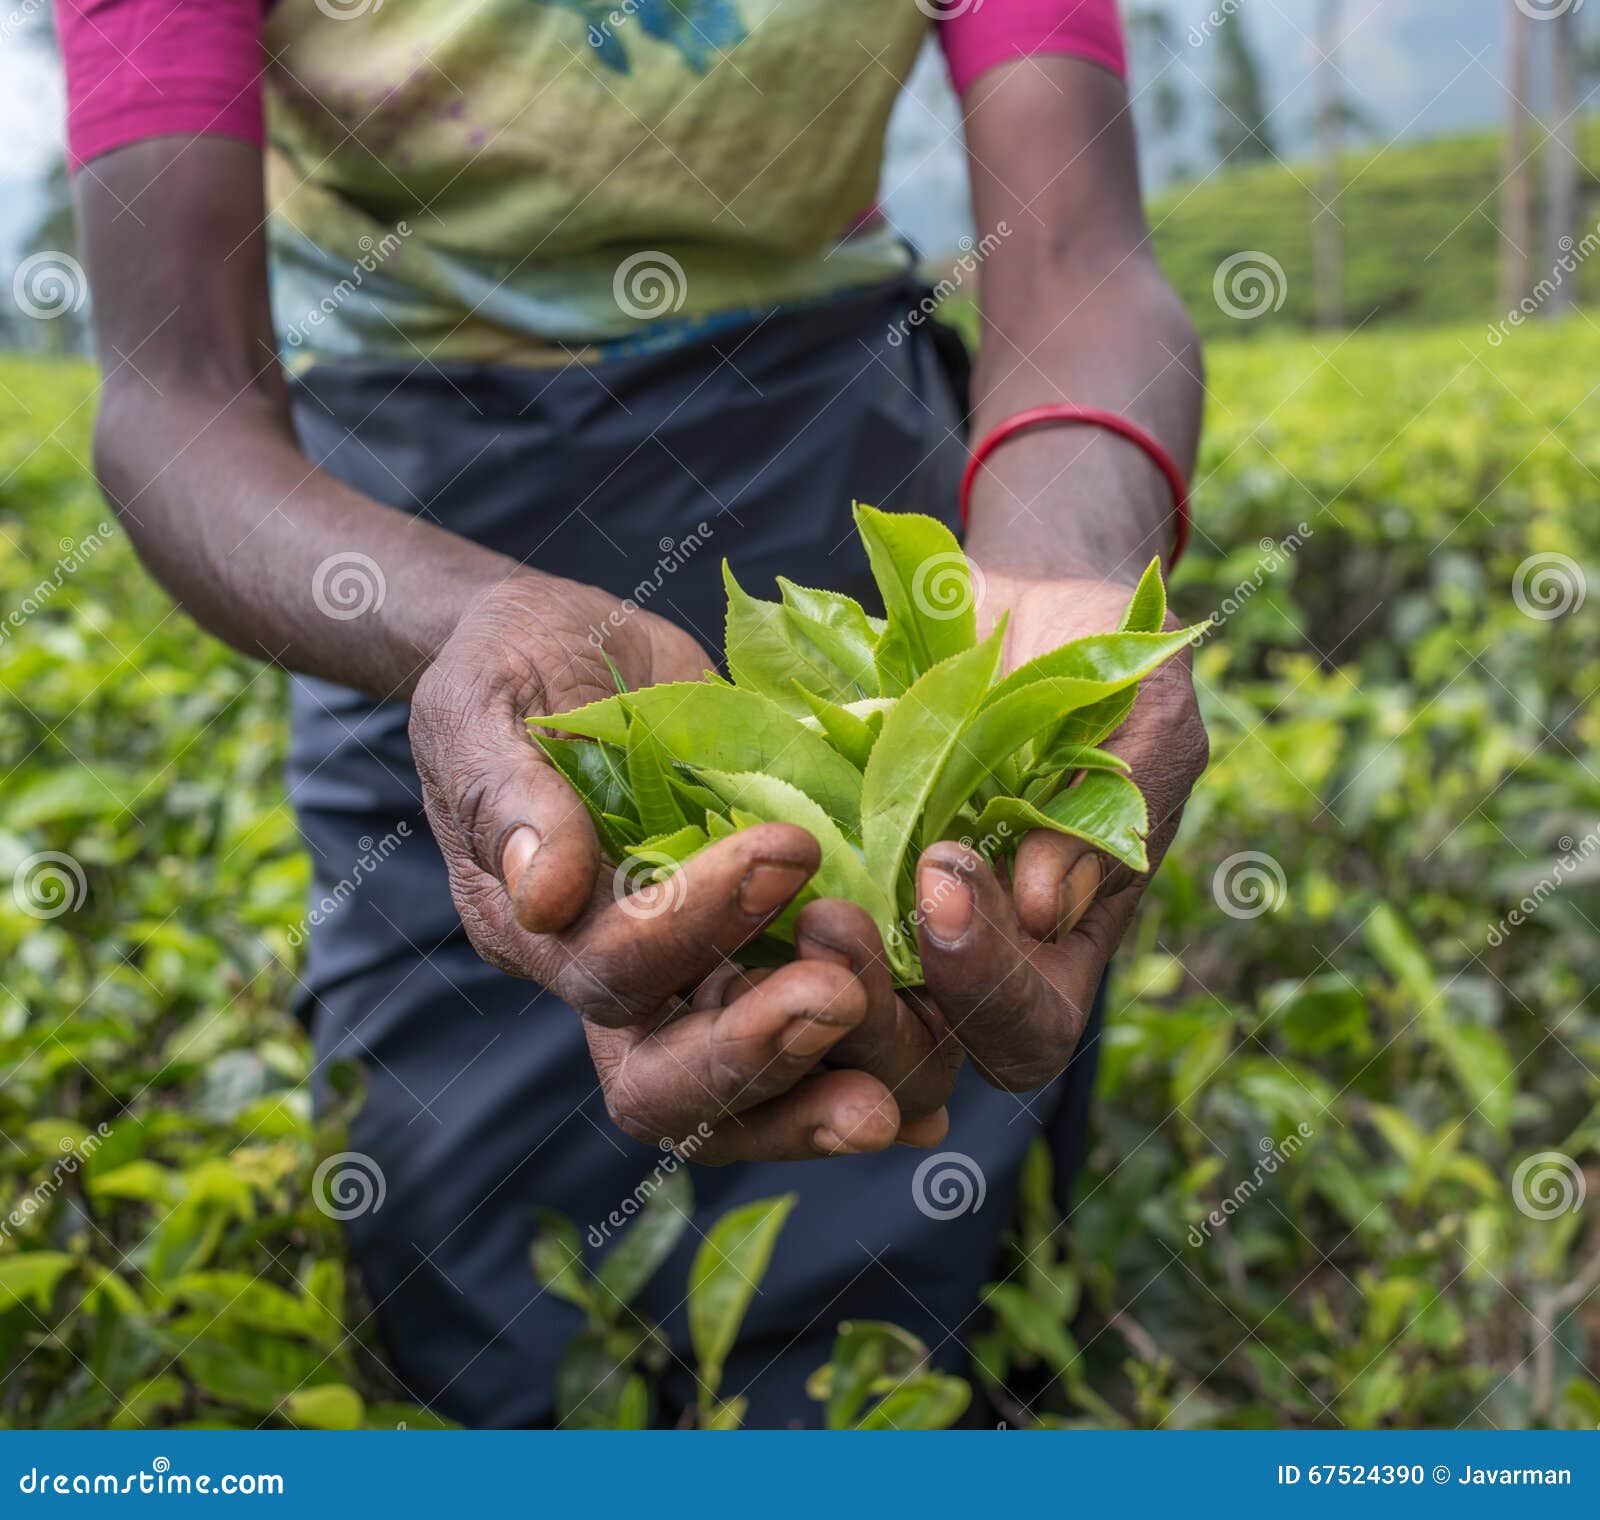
[
  {"x1": 409, "y1": 574, "x2": 952, "y2": 1161},
  {"x1": 913, "y1": 570, "x2": 1209, "y2": 1092}
]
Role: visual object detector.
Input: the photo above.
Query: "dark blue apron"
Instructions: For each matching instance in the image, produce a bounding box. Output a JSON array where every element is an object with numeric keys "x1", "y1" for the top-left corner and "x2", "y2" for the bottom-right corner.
[{"x1": 286, "y1": 281, "x2": 1104, "y2": 1428}]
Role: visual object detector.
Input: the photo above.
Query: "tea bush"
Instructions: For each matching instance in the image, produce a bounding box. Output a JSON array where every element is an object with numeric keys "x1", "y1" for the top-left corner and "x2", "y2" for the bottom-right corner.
[{"x1": 0, "y1": 318, "x2": 1596, "y2": 1428}]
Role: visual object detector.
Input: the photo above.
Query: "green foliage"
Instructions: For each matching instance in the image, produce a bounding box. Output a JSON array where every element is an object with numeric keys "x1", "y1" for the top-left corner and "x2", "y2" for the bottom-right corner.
[
  {"x1": 532, "y1": 504, "x2": 1199, "y2": 985},
  {"x1": 3, "y1": 313, "x2": 1598, "y2": 1429}
]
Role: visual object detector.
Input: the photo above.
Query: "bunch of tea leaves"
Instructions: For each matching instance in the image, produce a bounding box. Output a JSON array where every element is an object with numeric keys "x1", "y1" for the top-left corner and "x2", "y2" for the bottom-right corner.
[{"x1": 530, "y1": 503, "x2": 1204, "y2": 985}]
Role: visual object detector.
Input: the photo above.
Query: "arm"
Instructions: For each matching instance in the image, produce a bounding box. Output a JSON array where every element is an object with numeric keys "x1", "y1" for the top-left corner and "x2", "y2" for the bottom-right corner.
[
  {"x1": 76, "y1": 136, "x2": 952, "y2": 1159},
  {"x1": 913, "y1": 55, "x2": 1210, "y2": 1090}
]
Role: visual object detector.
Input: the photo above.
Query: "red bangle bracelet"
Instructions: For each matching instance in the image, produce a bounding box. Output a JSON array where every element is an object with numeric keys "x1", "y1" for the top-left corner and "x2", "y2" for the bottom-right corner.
[{"x1": 958, "y1": 403, "x2": 1191, "y2": 567}]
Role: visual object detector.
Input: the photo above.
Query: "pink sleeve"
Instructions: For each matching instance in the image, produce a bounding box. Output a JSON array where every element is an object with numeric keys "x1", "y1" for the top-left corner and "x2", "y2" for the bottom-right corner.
[
  {"x1": 58, "y1": 0, "x2": 268, "y2": 170},
  {"x1": 938, "y1": 0, "x2": 1126, "y2": 96}
]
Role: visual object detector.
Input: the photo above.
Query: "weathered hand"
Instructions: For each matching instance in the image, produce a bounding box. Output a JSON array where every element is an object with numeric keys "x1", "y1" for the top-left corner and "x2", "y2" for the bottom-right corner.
[
  {"x1": 912, "y1": 570, "x2": 1208, "y2": 1092},
  {"x1": 410, "y1": 575, "x2": 948, "y2": 1159}
]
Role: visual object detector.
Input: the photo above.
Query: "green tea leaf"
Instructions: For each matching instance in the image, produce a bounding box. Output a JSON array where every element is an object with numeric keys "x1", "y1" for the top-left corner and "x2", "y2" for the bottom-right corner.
[
  {"x1": 853, "y1": 1372, "x2": 971, "y2": 1431},
  {"x1": 982, "y1": 625, "x2": 1201, "y2": 710},
  {"x1": 971, "y1": 770, "x2": 1150, "y2": 872},
  {"x1": 921, "y1": 676, "x2": 1136, "y2": 848},
  {"x1": 1117, "y1": 557, "x2": 1168, "y2": 633},
  {"x1": 531, "y1": 1210, "x2": 592, "y2": 1313},
  {"x1": 593, "y1": 1165, "x2": 692, "y2": 1318},
  {"x1": 793, "y1": 687, "x2": 879, "y2": 770},
  {"x1": 777, "y1": 577, "x2": 882, "y2": 696},
  {"x1": 688, "y1": 1194, "x2": 795, "y2": 1398},
  {"x1": 625, "y1": 722, "x2": 687, "y2": 837},
  {"x1": 854, "y1": 502, "x2": 977, "y2": 693},
  {"x1": 620, "y1": 684, "x2": 864, "y2": 834},
  {"x1": 861, "y1": 632, "x2": 1004, "y2": 918},
  {"x1": 724, "y1": 562, "x2": 858, "y2": 711},
  {"x1": 697, "y1": 770, "x2": 900, "y2": 963}
]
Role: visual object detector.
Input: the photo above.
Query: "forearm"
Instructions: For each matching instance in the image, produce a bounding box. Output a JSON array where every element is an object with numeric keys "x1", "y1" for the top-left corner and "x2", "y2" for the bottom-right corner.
[
  {"x1": 94, "y1": 379, "x2": 530, "y2": 699},
  {"x1": 959, "y1": 58, "x2": 1204, "y2": 584}
]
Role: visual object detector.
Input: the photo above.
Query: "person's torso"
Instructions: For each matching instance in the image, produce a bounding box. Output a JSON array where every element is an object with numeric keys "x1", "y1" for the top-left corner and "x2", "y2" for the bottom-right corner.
[{"x1": 263, "y1": 0, "x2": 932, "y2": 365}]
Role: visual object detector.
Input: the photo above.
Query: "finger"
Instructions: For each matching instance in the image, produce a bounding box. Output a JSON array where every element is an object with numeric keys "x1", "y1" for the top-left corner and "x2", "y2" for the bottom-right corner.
[
  {"x1": 915, "y1": 841, "x2": 1090, "y2": 1093},
  {"x1": 1013, "y1": 829, "x2": 1102, "y2": 942},
  {"x1": 794, "y1": 899, "x2": 960, "y2": 1123},
  {"x1": 688, "y1": 964, "x2": 773, "y2": 1011},
  {"x1": 689, "y1": 1069, "x2": 902, "y2": 1165},
  {"x1": 559, "y1": 822, "x2": 821, "y2": 1027},
  {"x1": 595, "y1": 960, "x2": 868, "y2": 1142},
  {"x1": 411, "y1": 658, "x2": 601, "y2": 935}
]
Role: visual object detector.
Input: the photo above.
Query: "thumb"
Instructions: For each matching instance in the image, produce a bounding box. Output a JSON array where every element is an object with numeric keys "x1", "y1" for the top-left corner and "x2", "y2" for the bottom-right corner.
[{"x1": 411, "y1": 659, "x2": 601, "y2": 935}]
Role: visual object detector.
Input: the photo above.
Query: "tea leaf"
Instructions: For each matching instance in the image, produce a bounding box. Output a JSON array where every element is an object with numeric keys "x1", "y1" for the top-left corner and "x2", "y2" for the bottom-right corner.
[
  {"x1": 982, "y1": 625, "x2": 1202, "y2": 709},
  {"x1": 688, "y1": 1194, "x2": 795, "y2": 1398},
  {"x1": 862, "y1": 631, "x2": 1004, "y2": 934},
  {"x1": 1117, "y1": 557, "x2": 1169, "y2": 633},
  {"x1": 777, "y1": 577, "x2": 882, "y2": 696},
  {"x1": 723, "y1": 562, "x2": 858, "y2": 711},
  {"x1": 531, "y1": 1210, "x2": 592, "y2": 1313},
  {"x1": 593, "y1": 1165, "x2": 692, "y2": 1317},
  {"x1": 854, "y1": 502, "x2": 976, "y2": 693},
  {"x1": 624, "y1": 721, "x2": 687, "y2": 837},
  {"x1": 971, "y1": 770, "x2": 1150, "y2": 872}
]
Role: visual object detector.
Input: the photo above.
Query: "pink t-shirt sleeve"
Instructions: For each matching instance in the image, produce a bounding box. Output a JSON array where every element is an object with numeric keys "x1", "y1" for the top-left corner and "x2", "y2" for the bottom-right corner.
[
  {"x1": 938, "y1": 0, "x2": 1127, "y2": 96},
  {"x1": 58, "y1": 0, "x2": 267, "y2": 169}
]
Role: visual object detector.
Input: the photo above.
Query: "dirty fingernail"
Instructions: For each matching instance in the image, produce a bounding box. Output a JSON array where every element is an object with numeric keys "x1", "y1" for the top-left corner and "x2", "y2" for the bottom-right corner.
[
  {"x1": 739, "y1": 862, "x2": 809, "y2": 917},
  {"x1": 1057, "y1": 855, "x2": 1102, "y2": 939},
  {"x1": 501, "y1": 826, "x2": 541, "y2": 892},
  {"x1": 918, "y1": 863, "x2": 975, "y2": 946}
]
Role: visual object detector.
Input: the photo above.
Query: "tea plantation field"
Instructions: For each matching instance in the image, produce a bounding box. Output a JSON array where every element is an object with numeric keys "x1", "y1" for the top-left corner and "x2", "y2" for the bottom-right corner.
[{"x1": 1, "y1": 318, "x2": 1596, "y2": 1428}]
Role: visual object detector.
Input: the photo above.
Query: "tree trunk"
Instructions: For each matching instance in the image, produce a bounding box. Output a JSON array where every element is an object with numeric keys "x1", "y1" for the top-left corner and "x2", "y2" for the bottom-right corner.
[
  {"x1": 1543, "y1": 5, "x2": 1579, "y2": 316},
  {"x1": 1313, "y1": 0, "x2": 1344, "y2": 330},
  {"x1": 1499, "y1": 0, "x2": 1534, "y2": 313}
]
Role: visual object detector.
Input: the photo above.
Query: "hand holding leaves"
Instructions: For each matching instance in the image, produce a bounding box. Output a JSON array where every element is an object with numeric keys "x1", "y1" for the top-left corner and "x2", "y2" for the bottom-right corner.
[{"x1": 530, "y1": 504, "x2": 1208, "y2": 1096}]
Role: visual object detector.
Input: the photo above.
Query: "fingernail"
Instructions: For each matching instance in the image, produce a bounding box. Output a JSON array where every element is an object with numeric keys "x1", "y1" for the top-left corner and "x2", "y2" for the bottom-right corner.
[
  {"x1": 501, "y1": 826, "x2": 541, "y2": 892},
  {"x1": 783, "y1": 1012, "x2": 847, "y2": 1058},
  {"x1": 739, "y1": 861, "x2": 809, "y2": 917},
  {"x1": 812, "y1": 1125, "x2": 860, "y2": 1156},
  {"x1": 1056, "y1": 855, "x2": 1102, "y2": 939},
  {"x1": 918, "y1": 862, "x2": 975, "y2": 946}
]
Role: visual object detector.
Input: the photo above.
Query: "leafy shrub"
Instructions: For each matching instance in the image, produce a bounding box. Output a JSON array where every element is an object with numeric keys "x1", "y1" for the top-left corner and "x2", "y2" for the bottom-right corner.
[{"x1": 1, "y1": 316, "x2": 1596, "y2": 1429}]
